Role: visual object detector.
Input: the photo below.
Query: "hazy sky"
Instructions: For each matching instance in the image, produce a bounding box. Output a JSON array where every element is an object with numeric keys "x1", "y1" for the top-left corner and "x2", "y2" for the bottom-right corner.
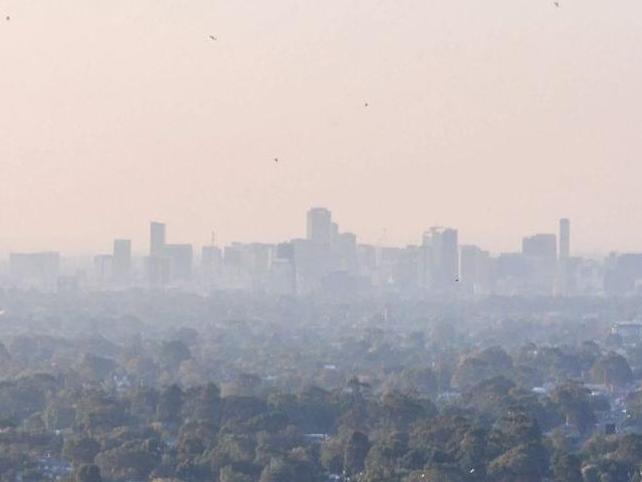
[{"x1": 1, "y1": 0, "x2": 642, "y2": 255}]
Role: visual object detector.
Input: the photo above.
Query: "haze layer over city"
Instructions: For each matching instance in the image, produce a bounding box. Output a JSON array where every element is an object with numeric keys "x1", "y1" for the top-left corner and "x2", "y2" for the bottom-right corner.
[
  {"x1": 2, "y1": 0, "x2": 642, "y2": 254},
  {"x1": 3, "y1": 2, "x2": 642, "y2": 482},
  {"x1": 0, "y1": 211, "x2": 630, "y2": 297}
]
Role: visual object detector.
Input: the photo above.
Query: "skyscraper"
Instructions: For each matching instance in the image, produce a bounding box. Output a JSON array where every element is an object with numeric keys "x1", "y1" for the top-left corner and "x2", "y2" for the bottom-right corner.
[
  {"x1": 460, "y1": 245, "x2": 491, "y2": 295},
  {"x1": 422, "y1": 227, "x2": 459, "y2": 292},
  {"x1": 522, "y1": 233, "x2": 557, "y2": 294},
  {"x1": 112, "y1": 239, "x2": 132, "y2": 283},
  {"x1": 150, "y1": 222, "x2": 166, "y2": 256},
  {"x1": 306, "y1": 208, "x2": 332, "y2": 245},
  {"x1": 559, "y1": 218, "x2": 570, "y2": 259},
  {"x1": 558, "y1": 218, "x2": 571, "y2": 295},
  {"x1": 522, "y1": 234, "x2": 557, "y2": 259}
]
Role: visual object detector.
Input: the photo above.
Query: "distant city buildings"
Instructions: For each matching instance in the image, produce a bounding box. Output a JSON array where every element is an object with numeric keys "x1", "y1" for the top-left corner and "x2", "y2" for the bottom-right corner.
[
  {"x1": 558, "y1": 218, "x2": 571, "y2": 295},
  {"x1": 150, "y1": 222, "x2": 166, "y2": 257},
  {"x1": 143, "y1": 222, "x2": 194, "y2": 286},
  {"x1": 201, "y1": 244, "x2": 222, "y2": 289},
  {"x1": 112, "y1": 239, "x2": 132, "y2": 284},
  {"x1": 94, "y1": 254, "x2": 112, "y2": 285},
  {"x1": 146, "y1": 221, "x2": 170, "y2": 287},
  {"x1": 5, "y1": 210, "x2": 642, "y2": 297},
  {"x1": 522, "y1": 233, "x2": 557, "y2": 295},
  {"x1": 460, "y1": 245, "x2": 491, "y2": 296},
  {"x1": 306, "y1": 207, "x2": 333, "y2": 245},
  {"x1": 560, "y1": 218, "x2": 570, "y2": 259},
  {"x1": 164, "y1": 244, "x2": 193, "y2": 281},
  {"x1": 422, "y1": 227, "x2": 459, "y2": 293},
  {"x1": 8, "y1": 251, "x2": 60, "y2": 290}
]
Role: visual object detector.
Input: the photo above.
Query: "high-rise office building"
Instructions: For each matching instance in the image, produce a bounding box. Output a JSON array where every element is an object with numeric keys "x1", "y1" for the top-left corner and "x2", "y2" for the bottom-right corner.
[
  {"x1": 522, "y1": 234, "x2": 557, "y2": 259},
  {"x1": 303, "y1": 208, "x2": 335, "y2": 290},
  {"x1": 558, "y1": 218, "x2": 571, "y2": 295},
  {"x1": 330, "y1": 222, "x2": 339, "y2": 244},
  {"x1": 522, "y1": 233, "x2": 557, "y2": 294},
  {"x1": 112, "y1": 239, "x2": 132, "y2": 283},
  {"x1": 559, "y1": 218, "x2": 570, "y2": 259},
  {"x1": 306, "y1": 208, "x2": 333, "y2": 245},
  {"x1": 150, "y1": 222, "x2": 166, "y2": 256},
  {"x1": 335, "y1": 232, "x2": 358, "y2": 273},
  {"x1": 269, "y1": 242, "x2": 296, "y2": 295},
  {"x1": 460, "y1": 245, "x2": 491, "y2": 295},
  {"x1": 422, "y1": 227, "x2": 459, "y2": 292},
  {"x1": 291, "y1": 238, "x2": 318, "y2": 295}
]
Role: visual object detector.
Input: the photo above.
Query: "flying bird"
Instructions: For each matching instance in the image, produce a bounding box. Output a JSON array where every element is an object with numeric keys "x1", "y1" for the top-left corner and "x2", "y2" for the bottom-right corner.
[
  {"x1": 209, "y1": 35, "x2": 217, "y2": 41},
  {"x1": 364, "y1": 102, "x2": 369, "y2": 107},
  {"x1": 274, "y1": 158, "x2": 279, "y2": 163},
  {"x1": 554, "y1": 2, "x2": 560, "y2": 6},
  {"x1": 5, "y1": 16, "x2": 10, "y2": 21}
]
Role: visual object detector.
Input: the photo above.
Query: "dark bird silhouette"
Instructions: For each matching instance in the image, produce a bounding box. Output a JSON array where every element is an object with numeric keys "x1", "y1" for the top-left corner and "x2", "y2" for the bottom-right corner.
[
  {"x1": 554, "y1": 2, "x2": 560, "y2": 6},
  {"x1": 209, "y1": 35, "x2": 217, "y2": 41},
  {"x1": 364, "y1": 102, "x2": 369, "y2": 107},
  {"x1": 5, "y1": 16, "x2": 10, "y2": 21},
  {"x1": 274, "y1": 158, "x2": 279, "y2": 163}
]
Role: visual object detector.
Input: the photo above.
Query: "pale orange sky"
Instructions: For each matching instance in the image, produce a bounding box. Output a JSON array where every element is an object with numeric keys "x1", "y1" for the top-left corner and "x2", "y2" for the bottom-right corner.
[{"x1": 1, "y1": 0, "x2": 642, "y2": 256}]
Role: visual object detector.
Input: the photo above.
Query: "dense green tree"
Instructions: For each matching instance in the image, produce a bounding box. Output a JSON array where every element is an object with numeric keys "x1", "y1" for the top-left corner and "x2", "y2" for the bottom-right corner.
[
  {"x1": 74, "y1": 354, "x2": 117, "y2": 382},
  {"x1": 344, "y1": 430, "x2": 369, "y2": 476},
  {"x1": 487, "y1": 442, "x2": 548, "y2": 482},
  {"x1": 550, "y1": 382, "x2": 596, "y2": 434},
  {"x1": 320, "y1": 436, "x2": 343, "y2": 474},
  {"x1": 219, "y1": 465, "x2": 254, "y2": 482},
  {"x1": 221, "y1": 396, "x2": 267, "y2": 425},
  {"x1": 404, "y1": 466, "x2": 465, "y2": 482},
  {"x1": 551, "y1": 452, "x2": 583, "y2": 482},
  {"x1": 182, "y1": 383, "x2": 221, "y2": 424},
  {"x1": 495, "y1": 407, "x2": 542, "y2": 448},
  {"x1": 159, "y1": 340, "x2": 192, "y2": 369},
  {"x1": 74, "y1": 390, "x2": 127, "y2": 434},
  {"x1": 64, "y1": 435, "x2": 101, "y2": 466},
  {"x1": 451, "y1": 346, "x2": 514, "y2": 391},
  {"x1": 95, "y1": 438, "x2": 162, "y2": 481},
  {"x1": 590, "y1": 352, "x2": 634, "y2": 387},
  {"x1": 75, "y1": 464, "x2": 103, "y2": 482},
  {"x1": 258, "y1": 457, "x2": 295, "y2": 482},
  {"x1": 377, "y1": 391, "x2": 437, "y2": 432},
  {"x1": 364, "y1": 431, "x2": 409, "y2": 481},
  {"x1": 157, "y1": 384, "x2": 183, "y2": 425}
]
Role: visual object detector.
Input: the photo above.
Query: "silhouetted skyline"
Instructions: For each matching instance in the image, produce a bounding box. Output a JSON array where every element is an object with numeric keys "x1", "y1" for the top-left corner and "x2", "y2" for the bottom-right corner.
[{"x1": 2, "y1": 0, "x2": 642, "y2": 255}]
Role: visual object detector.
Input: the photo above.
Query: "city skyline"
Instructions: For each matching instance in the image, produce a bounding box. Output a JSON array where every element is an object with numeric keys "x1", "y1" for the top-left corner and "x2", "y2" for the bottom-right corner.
[
  {"x1": 4, "y1": 208, "x2": 621, "y2": 297},
  {"x1": 0, "y1": 208, "x2": 586, "y2": 258},
  {"x1": 3, "y1": 0, "x2": 642, "y2": 255}
]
